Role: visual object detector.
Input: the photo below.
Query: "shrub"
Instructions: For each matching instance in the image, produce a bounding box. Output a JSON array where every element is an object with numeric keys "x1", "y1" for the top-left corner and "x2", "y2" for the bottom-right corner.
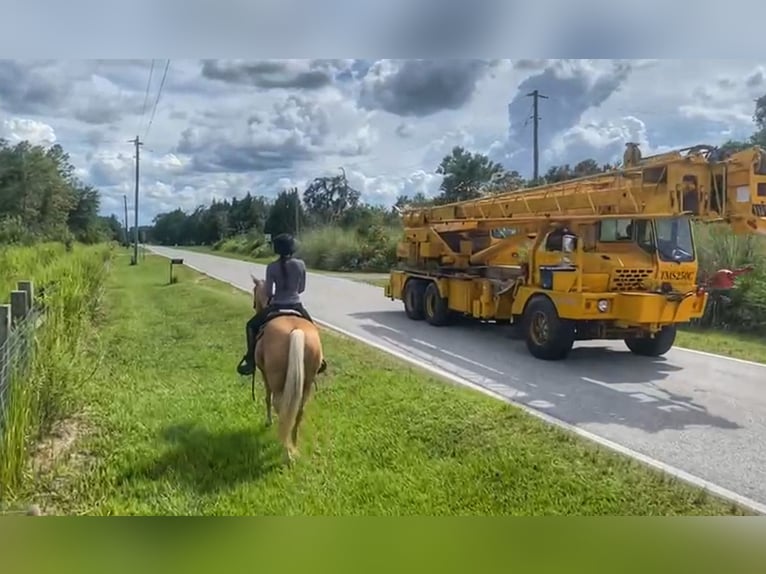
[
  {"x1": 296, "y1": 225, "x2": 398, "y2": 272},
  {"x1": 693, "y1": 222, "x2": 766, "y2": 333}
]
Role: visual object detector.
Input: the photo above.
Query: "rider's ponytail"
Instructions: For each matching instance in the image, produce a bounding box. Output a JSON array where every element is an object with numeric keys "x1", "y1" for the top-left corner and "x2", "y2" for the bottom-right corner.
[{"x1": 273, "y1": 233, "x2": 295, "y2": 281}]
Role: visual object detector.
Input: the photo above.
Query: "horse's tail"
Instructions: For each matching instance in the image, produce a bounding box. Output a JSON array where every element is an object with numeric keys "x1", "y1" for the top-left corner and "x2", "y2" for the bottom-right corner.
[{"x1": 278, "y1": 328, "x2": 305, "y2": 449}]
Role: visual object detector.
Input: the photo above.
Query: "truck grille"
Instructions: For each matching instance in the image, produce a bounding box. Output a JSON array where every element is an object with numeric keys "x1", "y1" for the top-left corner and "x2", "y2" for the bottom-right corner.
[{"x1": 611, "y1": 268, "x2": 653, "y2": 291}]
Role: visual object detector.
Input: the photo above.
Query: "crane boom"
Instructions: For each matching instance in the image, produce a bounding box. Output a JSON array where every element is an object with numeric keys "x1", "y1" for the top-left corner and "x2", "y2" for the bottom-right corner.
[{"x1": 401, "y1": 144, "x2": 766, "y2": 237}]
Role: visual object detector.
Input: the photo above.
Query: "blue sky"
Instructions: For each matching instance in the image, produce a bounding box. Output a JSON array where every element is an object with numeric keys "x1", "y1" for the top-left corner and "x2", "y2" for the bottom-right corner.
[{"x1": 1, "y1": 58, "x2": 765, "y2": 225}]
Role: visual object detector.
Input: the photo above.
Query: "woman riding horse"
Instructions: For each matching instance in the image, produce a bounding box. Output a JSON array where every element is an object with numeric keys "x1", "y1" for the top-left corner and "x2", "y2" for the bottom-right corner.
[{"x1": 237, "y1": 233, "x2": 327, "y2": 376}]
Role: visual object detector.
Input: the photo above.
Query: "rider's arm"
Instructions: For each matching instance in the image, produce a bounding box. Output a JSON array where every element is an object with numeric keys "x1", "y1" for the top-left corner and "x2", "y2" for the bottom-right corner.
[
  {"x1": 265, "y1": 264, "x2": 275, "y2": 302},
  {"x1": 298, "y1": 260, "x2": 306, "y2": 294}
]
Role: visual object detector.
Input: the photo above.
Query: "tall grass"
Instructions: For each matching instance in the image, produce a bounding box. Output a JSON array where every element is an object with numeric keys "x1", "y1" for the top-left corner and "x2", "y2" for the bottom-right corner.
[
  {"x1": 212, "y1": 225, "x2": 401, "y2": 272},
  {"x1": 0, "y1": 242, "x2": 112, "y2": 499},
  {"x1": 296, "y1": 226, "x2": 399, "y2": 272}
]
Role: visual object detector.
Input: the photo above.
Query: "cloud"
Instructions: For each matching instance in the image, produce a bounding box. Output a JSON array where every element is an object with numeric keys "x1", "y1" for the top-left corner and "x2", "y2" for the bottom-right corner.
[
  {"x1": 200, "y1": 60, "x2": 337, "y2": 90},
  {"x1": 0, "y1": 117, "x2": 57, "y2": 146},
  {"x1": 1, "y1": 58, "x2": 765, "y2": 224},
  {"x1": 358, "y1": 59, "x2": 493, "y2": 117},
  {"x1": 176, "y1": 91, "x2": 375, "y2": 173}
]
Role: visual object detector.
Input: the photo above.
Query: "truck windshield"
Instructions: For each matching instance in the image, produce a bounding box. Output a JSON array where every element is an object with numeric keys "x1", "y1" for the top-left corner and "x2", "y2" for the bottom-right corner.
[
  {"x1": 643, "y1": 217, "x2": 695, "y2": 263},
  {"x1": 634, "y1": 217, "x2": 695, "y2": 262}
]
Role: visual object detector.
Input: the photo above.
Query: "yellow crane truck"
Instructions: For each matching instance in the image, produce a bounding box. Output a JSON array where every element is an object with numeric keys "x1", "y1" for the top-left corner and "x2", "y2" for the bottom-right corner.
[{"x1": 384, "y1": 143, "x2": 766, "y2": 360}]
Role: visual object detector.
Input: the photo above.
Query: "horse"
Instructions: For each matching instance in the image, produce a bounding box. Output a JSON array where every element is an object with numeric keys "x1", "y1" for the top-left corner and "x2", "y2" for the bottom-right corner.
[{"x1": 249, "y1": 273, "x2": 324, "y2": 463}]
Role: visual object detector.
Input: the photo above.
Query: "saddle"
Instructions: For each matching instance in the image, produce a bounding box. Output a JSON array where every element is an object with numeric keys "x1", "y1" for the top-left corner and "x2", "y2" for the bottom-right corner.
[{"x1": 254, "y1": 308, "x2": 307, "y2": 343}]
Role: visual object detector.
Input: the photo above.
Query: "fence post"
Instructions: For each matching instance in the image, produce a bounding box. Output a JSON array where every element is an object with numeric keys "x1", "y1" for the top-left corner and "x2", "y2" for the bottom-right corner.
[
  {"x1": 17, "y1": 281, "x2": 34, "y2": 310},
  {"x1": 10, "y1": 290, "x2": 28, "y2": 326},
  {"x1": 0, "y1": 304, "x2": 10, "y2": 377}
]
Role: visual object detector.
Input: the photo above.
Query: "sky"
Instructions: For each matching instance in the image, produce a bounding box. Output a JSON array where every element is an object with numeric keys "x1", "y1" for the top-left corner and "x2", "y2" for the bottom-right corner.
[{"x1": 1, "y1": 58, "x2": 765, "y2": 225}]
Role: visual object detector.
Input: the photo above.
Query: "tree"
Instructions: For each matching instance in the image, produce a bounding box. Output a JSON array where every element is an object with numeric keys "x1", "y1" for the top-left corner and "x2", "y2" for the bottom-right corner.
[
  {"x1": 434, "y1": 146, "x2": 506, "y2": 203},
  {"x1": 302, "y1": 169, "x2": 360, "y2": 224},
  {"x1": 265, "y1": 187, "x2": 306, "y2": 236}
]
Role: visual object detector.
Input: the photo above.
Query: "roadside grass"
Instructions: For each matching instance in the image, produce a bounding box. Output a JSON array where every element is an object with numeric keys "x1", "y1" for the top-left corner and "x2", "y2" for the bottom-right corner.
[
  {"x1": 21, "y1": 251, "x2": 747, "y2": 516},
  {"x1": 676, "y1": 329, "x2": 766, "y2": 364}
]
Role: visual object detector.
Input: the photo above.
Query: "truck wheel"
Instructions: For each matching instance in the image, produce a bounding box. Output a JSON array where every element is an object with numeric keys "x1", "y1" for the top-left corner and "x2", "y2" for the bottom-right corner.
[
  {"x1": 523, "y1": 296, "x2": 575, "y2": 360},
  {"x1": 625, "y1": 325, "x2": 677, "y2": 357},
  {"x1": 403, "y1": 279, "x2": 427, "y2": 320},
  {"x1": 423, "y1": 281, "x2": 452, "y2": 326}
]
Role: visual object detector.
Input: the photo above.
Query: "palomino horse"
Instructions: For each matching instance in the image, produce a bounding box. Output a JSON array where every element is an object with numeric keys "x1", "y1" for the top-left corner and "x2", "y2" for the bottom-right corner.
[{"x1": 250, "y1": 274, "x2": 324, "y2": 463}]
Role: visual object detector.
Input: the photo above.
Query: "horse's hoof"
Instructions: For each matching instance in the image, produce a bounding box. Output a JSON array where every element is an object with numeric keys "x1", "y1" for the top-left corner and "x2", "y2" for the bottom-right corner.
[{"x1": 264, "y1": 418, "x2": 272, "y2": 427}]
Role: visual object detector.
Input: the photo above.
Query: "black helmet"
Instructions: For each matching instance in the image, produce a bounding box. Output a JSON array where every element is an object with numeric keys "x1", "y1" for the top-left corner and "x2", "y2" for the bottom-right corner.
[{"x1": 272, "y1": 233, "x2": 296, "y2": 257}]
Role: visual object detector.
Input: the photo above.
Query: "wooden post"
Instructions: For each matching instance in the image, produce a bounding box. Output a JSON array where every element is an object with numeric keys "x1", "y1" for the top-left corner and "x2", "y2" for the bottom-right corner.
[
  {"x1": 169, "y1": 258, "x2": 184, "y2": 284},
  {"x1": 0, "y1": 303, "x2": 10, "y2": 368},
  {"x1": 10, "y1": 290, "x2": 28, "y2": 326},
  {"x1": 17, "y1": 280, "x2": 34, "y2": 310}
]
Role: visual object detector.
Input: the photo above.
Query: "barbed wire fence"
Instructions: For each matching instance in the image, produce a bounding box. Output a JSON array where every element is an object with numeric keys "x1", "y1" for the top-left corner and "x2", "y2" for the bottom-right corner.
[{"x1": 0, "y1": 281, "x2": 42, "y2": 441}]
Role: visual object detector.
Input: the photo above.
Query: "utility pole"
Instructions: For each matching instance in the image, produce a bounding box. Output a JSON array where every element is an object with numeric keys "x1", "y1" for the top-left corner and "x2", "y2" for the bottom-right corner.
[
  {"x1": 128, "y1": 135, "x2": 143, "y2": 265},
  {"x1": 526, "y1": 89, "x2": 548, "y2": 181},
  {"x1": 294, "y1": 188, "x2": 300, "y2": 237}
]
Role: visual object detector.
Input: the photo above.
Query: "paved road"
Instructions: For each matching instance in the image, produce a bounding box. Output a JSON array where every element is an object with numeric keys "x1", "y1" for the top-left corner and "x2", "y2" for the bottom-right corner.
[{"x1": 149, "y1": 246, "x2": 766, "y2": 510}]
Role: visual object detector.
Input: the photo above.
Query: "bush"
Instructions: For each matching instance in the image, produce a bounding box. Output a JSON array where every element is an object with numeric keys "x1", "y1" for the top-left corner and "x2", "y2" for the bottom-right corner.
[
  {"x1": 693, "y1": 222, "x2": 766, "y2": 333},
  {"x1": 213, "y1": 230, "x2": 273, "y2": 259},
  {"x1": 297, "y1": 225, "x2": 398, "y2": 272},
  {"x1": 0, "y1": 242, "x2": 112, "y2": 498}
]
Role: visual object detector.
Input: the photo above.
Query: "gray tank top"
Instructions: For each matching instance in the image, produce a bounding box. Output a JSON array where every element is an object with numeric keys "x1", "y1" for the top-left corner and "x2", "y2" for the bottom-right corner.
[{"x1": 265, "y1": 257, "x2": 306, "y2": 306}]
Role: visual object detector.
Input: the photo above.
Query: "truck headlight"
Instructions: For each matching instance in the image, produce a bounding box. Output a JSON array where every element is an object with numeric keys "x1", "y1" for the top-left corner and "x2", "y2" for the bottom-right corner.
[{"x1": 597, "y1": 299, "x2": 609, "y2": 313}]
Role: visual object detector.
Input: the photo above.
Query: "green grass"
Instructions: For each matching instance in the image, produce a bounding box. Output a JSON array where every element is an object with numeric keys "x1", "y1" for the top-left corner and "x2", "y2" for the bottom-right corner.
[
  {"x1": 0, "y1": 242, "x2": 112, "y2": 502},
  {"x1": 676, "y1": 329, "x2": 766, "y2": 363},
  {"x1": 18, "y1": 251, "x2": 749, "y2": 515}
]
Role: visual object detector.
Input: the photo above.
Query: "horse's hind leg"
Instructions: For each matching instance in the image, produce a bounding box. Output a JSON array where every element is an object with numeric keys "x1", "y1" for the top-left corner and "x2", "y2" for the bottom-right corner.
[
  {"x1": 261, "y1": 373, "x2": 273, "y2": 427},
  {"x1": 291, "y1": 403, "x2": 305, "y2": 449}
]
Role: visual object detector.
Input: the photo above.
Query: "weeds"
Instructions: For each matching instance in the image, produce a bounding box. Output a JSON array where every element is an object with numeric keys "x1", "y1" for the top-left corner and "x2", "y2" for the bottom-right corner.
[{"x1": 0, "y1": 243, "x2": 111, "y2": 500}]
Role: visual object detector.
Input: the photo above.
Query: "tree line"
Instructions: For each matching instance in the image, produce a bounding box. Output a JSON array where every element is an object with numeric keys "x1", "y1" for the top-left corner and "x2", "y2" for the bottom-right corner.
[{"x1": 0, "y1": 139, "x2": 121, "y2": 245}]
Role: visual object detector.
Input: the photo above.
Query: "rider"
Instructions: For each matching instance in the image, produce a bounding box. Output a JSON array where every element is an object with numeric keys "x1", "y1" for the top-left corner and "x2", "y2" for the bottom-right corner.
[{"x1": 236, "y1": 233, "x2": 327, "y2": 376}]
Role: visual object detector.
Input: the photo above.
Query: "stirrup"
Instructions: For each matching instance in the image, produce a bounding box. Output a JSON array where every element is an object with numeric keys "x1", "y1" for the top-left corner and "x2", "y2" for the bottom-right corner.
[{"x1": 237, "y1": 355, "x2": 255, "y2": 376}]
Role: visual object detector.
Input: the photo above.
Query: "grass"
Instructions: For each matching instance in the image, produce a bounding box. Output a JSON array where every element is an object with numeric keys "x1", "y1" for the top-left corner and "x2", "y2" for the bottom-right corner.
[
  {"x1": 0, "y1": 242, "x2": 112, "y2": 502},
  {"x1": 18, "y1": 250, "x2": 749, "y2": 515}
]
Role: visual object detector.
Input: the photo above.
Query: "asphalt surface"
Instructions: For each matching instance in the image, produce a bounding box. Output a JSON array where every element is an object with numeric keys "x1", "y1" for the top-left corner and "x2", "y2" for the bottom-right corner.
[{"x1": 148, "y1": 246, "x2": 766, "y2": 509}]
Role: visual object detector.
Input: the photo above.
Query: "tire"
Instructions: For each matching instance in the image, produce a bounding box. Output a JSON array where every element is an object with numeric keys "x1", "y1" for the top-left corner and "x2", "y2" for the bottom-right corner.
[
  {"x1": 624, "y1": 325, "x2": 677, "y2": 357},
  {"x1": 423, "y1": 281, "x2": 453, "y2": 326},
  {"x1": 523, "y1": 296, "x2": 575, "y2": 360},
  {"x1": 403, "y1": 279, "x2": 427, "y2": 320}
]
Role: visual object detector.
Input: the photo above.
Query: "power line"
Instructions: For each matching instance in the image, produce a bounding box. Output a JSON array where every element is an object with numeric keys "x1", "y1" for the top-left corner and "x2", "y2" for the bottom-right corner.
[
  {"x1": 137, "y1": 59, "x2": 155, "y2": 134},
  {"x1": 526, "y1": 89, "x2": 548, "y2": 181},
  {"x1": 143, "y1": 59, "x2": 171, "y2": 142}
]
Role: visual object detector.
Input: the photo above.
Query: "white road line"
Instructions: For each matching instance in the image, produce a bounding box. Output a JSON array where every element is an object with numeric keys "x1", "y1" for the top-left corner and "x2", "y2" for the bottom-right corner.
[
  {"x1": 413, "y1": 338, "x2": 438, "y2": 349},
  {"x1": 439, "y1": 348, "x2": 506, "y2": 375},
  {"x1": 148, "y1": 248, "x2": 766, "y2": 516}
]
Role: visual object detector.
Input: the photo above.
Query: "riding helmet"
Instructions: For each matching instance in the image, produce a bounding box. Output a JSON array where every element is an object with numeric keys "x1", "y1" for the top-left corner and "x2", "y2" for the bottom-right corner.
[{"x1": 272, "y1": 233, "x2": 296, "y2": 257}]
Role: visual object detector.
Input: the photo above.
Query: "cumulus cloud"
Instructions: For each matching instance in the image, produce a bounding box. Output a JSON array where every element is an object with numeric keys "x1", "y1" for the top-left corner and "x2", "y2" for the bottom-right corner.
[
  {"x1": 0, "y1": 117, "x2": 57, "y2": 146},
  {"x1": 359, "y1": 59, "x2": 493, "y2": 117},
  {"x1": 176, "y1": 92, "x2": 375, "y2": 173}
]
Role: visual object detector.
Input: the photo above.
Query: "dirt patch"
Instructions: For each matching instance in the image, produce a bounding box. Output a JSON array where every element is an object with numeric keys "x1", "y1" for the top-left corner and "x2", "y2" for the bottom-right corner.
[{"x1": 29, "y1": 416, "x2": 90, "y2": 475}]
